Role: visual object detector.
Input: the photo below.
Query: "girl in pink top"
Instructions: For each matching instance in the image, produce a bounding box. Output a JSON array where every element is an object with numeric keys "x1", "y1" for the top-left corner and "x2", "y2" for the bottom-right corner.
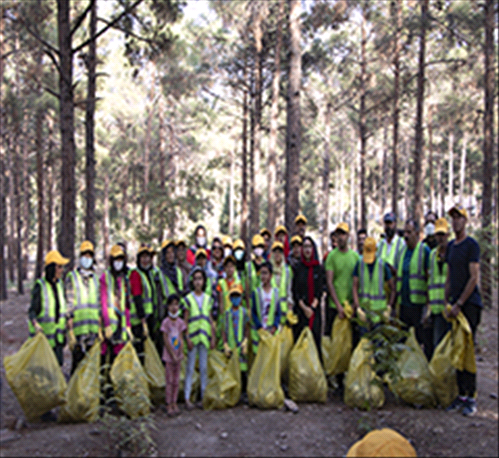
[{"x1": 161, "y1": 294, "x2": 186, "y2": 416}]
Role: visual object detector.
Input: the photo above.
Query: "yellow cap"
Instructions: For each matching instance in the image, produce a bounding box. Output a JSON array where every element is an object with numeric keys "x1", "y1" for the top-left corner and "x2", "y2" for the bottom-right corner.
[
  {"x1": 260, "y1": 228, "x2": 272, "y2": 238},
  {"x1": 251, "y1": 234, "x2": 265, "y2": 247},
  {"x1": 223, "y1": 255, "x2": 236, "y2": 266},
  {"x1": 233, "y1": 238, "x2": 245, "y2": 251},
  {"x1": 294, "y1": 214, "x2": 307, "y2": 225},
  {"x1": 271, "y1": 241, "x2": 284, "y2": 252},
  {"x1": 222, "y1": 235, "x2": 233, "y2": 247},
  {"x1": 290, "y1": 235, "x2": 303, "y2": 246},
  {"x1": 346, "y1": 428, "x2": 416, "y2": 457},
  {"x1": 335, "y1": 222, "x2": 349, "y2": 233},
  {"x1": 175, "y1": 239, "x2": 186, "y2": 247},
  {"x1": 79, "y1": 240, "x2": 94, "y2": 254},
  {"x1": 434, "y1": 217, "x2": 450, "y2": 235},
  {"x1": 138, "y1": 243, "x2": 155, "y2": 255},
  {"x1": 161, "y1": 239, "x2": 174, "y2": 250},
  {"x1": 195, "y1": 247, "x2": 207, "y2": 258},
  {"x1": 110, "y1": 245, "x2": 125, "y2": 258},
  {"x1": 274, "y1": 225, "x2": 288, "y2": 236},
  {"x1": 363, "y1": 237, "x2": 377, "y2": 264},
  {"x1": 448, "y1": 203, "x2": 468, "y2": 220},
  {"x1": 45, "y1": 250, "x2": 70, "y2": 266},
  {"x1": 229, "y1": 283, "x2": 243, "y2": 296}
]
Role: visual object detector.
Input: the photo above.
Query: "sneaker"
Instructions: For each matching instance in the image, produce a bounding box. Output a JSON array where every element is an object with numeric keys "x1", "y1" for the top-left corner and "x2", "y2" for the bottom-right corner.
[
  {"x1": 445, "y1": 396, "x2": 466, "y2": 412},
  {"x1": 462, "y1": 397, "x2": 477, "y2": 417}
]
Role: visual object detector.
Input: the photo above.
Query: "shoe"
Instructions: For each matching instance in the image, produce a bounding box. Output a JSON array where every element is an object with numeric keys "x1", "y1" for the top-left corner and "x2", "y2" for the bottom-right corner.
[
  {"x1": 195, "y1": 401, "x2": 203, "y2": 409},
  {"x1": 462, "y1": 398, "x2": 477, "y2": 417},
  {"x1": 446, "y1": 396, "x2": 466, "y2": 413},
  {"x1": 41, "y1": 411, "x2": 57, "y2": 422},
  {"x1": 185, "y1": 400, "x2": 195, "y2": 411}
]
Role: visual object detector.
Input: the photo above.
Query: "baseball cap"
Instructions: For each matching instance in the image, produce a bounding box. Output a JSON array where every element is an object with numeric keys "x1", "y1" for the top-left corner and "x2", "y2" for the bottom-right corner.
[
  {"x1": 222, "y1": 235, "x2": 233, "y2": 247},
  {"x1": 175, "y1": 239, "x2": 186, "y2": 247},
  {"x1": 233, "y1": 239, "x2": 245, "y2": 251},
  {"x1": 251, "y1": 234, "x2": 265, "y2": 247},
  {"x1": 448, "y1": 203, "x2": 468, "y2": 219},
  {"x1": 79, "y1": 240, "x2": 94, "y2": 254},
  {"x1": 229, "y1": 283, "x2": 243, "y2": 296},
  {"x1": 290, "y1": 235, "x2": 303, "y2": 246},
  {"x1": 383, "y1": 212, "x2": 397, "y2": 223},
  {"x1": 274, "y1": 225, "x2": 288, "y2": 236},
  {"x1": 110, "y1": 245, "x2": 125, "y2": 258},
  {"x1": 434, "y1": 218, "x2": 449, "y2": 235},
  {"x1": 335, "y1": 222, "x2": 349, "y2": 234},
  {"x1": 294, "y1": 214, "x2": 307, "y2": 225},
  {"x1": 45, "y1": 250, "x2": 70, "y2": 266},
  {"x1": 195, "y1": 248, "x2": 207, "y2": 258},
  {"x1": 260, "y1": 228, "x2": 272, "y2": 238},
  {"x1": 161, "y1": 239, "x2": 174, "y2": 250},
  {"x1": 223, "y1": 255, "x2": 236, "y2": 266},
  {"x1": 363, "y1": 237, "x2": 377, "y2": 264},
  {"x1": 138, "y1": 243, "x2": 155, "y2": 255},
  {"x1": 271, "y1": 241, "x2": 284, "y2": 252}
]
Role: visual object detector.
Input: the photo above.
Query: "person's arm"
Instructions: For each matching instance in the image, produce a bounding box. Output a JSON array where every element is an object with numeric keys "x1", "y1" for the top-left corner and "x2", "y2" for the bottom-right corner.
[
  {"x1": 387, "y1": 277, "x2": 396, "y2": 312},
  {"x1": 251, "y1": 291, "x2": 263, "y2": 330},
  {"x1": 163, "y1": 327, "x2": 176, "y2": 361},
  {"x1": 217, "y1": 283, "x2": 225, "y2": 318},
  {"x1": 28, "y1": 282, "x2": 43, "y2": 332},
  {"x1": 209, "y1": 315, "x2": 216, "y2": 349},
  {"x1": 326, "y1": 267, "x2": 344, "y2": 317},
  {"x1": 449, "y1": 262, "x2": 480, "y2": 318},
  {"x1": 352, "y1": 276, "x2": 360, "y2": 312}
]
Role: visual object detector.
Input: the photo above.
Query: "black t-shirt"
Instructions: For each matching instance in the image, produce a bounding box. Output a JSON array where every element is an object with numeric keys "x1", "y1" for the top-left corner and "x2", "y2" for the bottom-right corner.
[{"x1": 445, "y1": 236, "x2": 482, "y2": 307}]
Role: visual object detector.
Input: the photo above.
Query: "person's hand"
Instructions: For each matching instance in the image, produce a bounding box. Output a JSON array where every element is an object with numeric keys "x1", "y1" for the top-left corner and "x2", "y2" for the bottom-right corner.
[
  {"x1": 67, "y1": 329, "x2": 77, "y2": 351},
  {"x1": 304, "y1": 306, "x2": 313, "y2": 320},
  {"x1": 186, "y1": 338, "x2": 194, "y2": 351},
  {"x1": 448, "y1": 302, "x2": 461, "y2": 318},
  {"x1": 105, "y1": 325, "x2": 114, "y2": 340},
  {"x1": 270, "y1": 326, "x2": 276, "y2": 335},
  {"x1": 223, "y1": 342, "x2": 232, "y2": 358},
  {"x1": 357, "y1": 308, "x2": 367, "y2": 323},
  {"x1": 142, "y1": 321, "x2": 149, "y2": 339},
  {"x1": 337, "y1": 304, "x2": 345, "y2": 320},
  {"x1": 241, "y1": 338, "x2": 248, "y2": 355},
  {"x1": 33, "y1": 321, "x2": 44, "y2": 334},
  {"x1": 97, "y1": 327, "x2": 104, "y2": 342},
  {"x1": 382, "y1": 306, "x2": 391, "y2": 323},
  {"x1": 210, "y1": 338, "x2": 215, "y2": 350},
  {"x1": 126, "y1": 326, "x2": 134, "y2": 342}
]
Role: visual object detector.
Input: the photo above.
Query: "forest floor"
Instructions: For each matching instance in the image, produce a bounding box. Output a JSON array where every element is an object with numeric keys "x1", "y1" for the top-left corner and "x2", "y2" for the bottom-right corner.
[{"x1": 0, "y1": 282, "x2": 497, "y2": 457}]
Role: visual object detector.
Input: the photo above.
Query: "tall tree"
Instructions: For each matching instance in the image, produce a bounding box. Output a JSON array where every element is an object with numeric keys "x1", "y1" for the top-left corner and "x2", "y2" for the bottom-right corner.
[{"x1": 358, "y1": 1, "x2": 367, "y2": 230}]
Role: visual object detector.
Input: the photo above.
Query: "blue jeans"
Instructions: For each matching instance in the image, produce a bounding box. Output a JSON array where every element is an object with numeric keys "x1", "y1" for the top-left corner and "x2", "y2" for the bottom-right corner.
[{"x1": 185, "y1": 343, "x2": 208, "y2": 402}]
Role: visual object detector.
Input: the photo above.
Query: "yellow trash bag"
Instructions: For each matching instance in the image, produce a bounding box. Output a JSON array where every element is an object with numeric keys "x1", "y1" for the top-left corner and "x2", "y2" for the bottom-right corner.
[
  {"x1": 278, "y1": 325, "x2": 294, "y2": 384},
  {"x1": 110, "y1": 342, "x2": 150, "y2": 419},
  {"x1": 321, "y1": 336, "x2": 333, "y2": 375},
  {"x1": 389, "y1": 328, "x2": 436, "y2": 407},
  {"x1": 203, "y1": 350, "x2": 241, "y2": 410},
  {"x1": 346, "y1": 428, "x2": 417, "y2": 457},
  {"x1": 450, "y1": 311, "x2": 476, "y2": 373},
  {"x1": 178, "y1": 357, "x2": 200, "y2": 403},
  {"x1": 289, "y1": 327, "x2": 327, "y2": 403},
  {"x1": 344, "y1": 338, "x2": 385, "y2": 409},
  {"x1": 428, "y1": 330, "x2": 458, "y2": 408},
  {"x1": 59, "y1": 341, "x2": 100, "y2": 423},
  {"x1": 247, "y1": 329, "x2": 284, "y2": 409},
  {"x1": 143, "y1": 337, "x2": 166, "y2": 405},
  {"x1": 324, "y1": 302, "x2": 353, "y2": 376},
  {"x1": 3, "y1": 333, "x2": 67, "y2": 421}
]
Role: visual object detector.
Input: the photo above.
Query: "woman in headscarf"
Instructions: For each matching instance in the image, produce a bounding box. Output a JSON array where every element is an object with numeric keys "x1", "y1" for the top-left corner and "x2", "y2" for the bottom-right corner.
[{"x1": 186, "y1": 224, "x2": 211, "y2": 266}]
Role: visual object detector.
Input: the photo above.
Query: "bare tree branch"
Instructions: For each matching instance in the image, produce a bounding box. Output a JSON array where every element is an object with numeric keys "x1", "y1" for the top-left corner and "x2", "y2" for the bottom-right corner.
[{"x1": 70, "y1": 0, "x2": 95, "y2": 37}]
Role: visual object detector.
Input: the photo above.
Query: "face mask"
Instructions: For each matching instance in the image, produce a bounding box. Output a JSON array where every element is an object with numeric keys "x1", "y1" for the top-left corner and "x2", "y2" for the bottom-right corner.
[
  {"x1": 385, "y1": 227, "x2": 395, "y2": 239},
  {"x1": 253, "y1": 247, "x2": 264, "y2": 258},
  {"x1": 168, "y1": 310, "x2": 180, "y2": 319},
  {"x1": 80, "y1": 256, "x2": 93, "y2": 270},
  {"x1": 196, "y1": 236, "x2": 206, "y2": 247},
  {"x1": 234, "y1": 249, "x2": 244, "y2": 261},
  {"x1": 224, "y1": 248, "x2": 232, "y2": 258},
  {"x1": 113, "y1": 260, "x2": 124, "y2": 272},
  {"x1": 141, "y1": 262, "x2": 151, "y2": 271},
  {"x1": 230, "y1": 296, "x2": 242, "y2": 307},
  {"x1": 424, "y1": 223, "x2": 435, "y2": 237}
]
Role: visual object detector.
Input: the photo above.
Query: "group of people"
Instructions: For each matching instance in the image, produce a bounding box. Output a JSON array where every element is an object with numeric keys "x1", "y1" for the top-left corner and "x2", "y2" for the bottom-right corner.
[{"x1": 29, "y1": 203, "x2": 482, "y2": 418}]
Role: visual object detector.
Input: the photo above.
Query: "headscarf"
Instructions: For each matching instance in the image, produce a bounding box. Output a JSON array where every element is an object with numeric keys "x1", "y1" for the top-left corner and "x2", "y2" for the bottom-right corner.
[
  {"x1": 301, "y1": 236, "x2": 319, "y2": 328},
  {"x1": 160, "y1": 243, "x2": 178, "y2": 289}
]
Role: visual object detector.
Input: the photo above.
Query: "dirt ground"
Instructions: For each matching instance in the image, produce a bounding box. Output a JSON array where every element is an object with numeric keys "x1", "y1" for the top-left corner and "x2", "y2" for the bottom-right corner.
[{"x1": 1, "y1": 282, "x2": 497, "y2": 457}]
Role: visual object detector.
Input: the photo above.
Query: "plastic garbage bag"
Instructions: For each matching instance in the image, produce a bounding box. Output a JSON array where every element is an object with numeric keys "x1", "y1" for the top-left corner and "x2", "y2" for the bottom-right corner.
[
  {"x1": 3, "y1": 333, "x2": 67, "y2": 421},
  {"x1": 247, "y1": 329, "x2": 284, "y2": 409},
  {"x1": 143, "y1": 337, "x2": 166, "y2": 405},
  {"x1": 428, "y1": 330, "x2": 458, "y2": 408},
  {"x1": 203, "y1": 350, "x2": 241, "y2": 410},
  {"x1": 278, "y1": 325, "x2": 294, "y2": 383},
  {"x1": 389, "y1": 328, "x2": 436, "y2": 407},
  {"x1": 324, "y1": 302, "x2": 353, "y2": 376},
  {"x1": 110, "y1": 342, "x2": 150, "y2": 419},
  {"x1": 289, "y1": 327, "x2": 327, "y2": 403},
  {"x1": 450, "y1": 311, "x2": 476, "y2": 373},
  {"x1": 59, "y1": 341, "x2": 101, "y2": 423},
  {"x1": 344, "y1": 338, "x2": 385, "y2": 409}
]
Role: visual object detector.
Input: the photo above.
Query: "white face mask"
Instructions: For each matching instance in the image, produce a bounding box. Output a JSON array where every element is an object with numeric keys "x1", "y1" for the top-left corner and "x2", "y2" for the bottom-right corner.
[
  {"x1": 113, "y1": 260, "x2": 124, "y2": 272},
  {"x1": 168, "y1": 310, "x2": 180, "y2": 319},
  {"x1": 224, "y1": 248, "x2": 232, "y2": 258},
  {"x1": 80, "y1": 256, "x2": 93, "y2": 270},
  {"x1": 234, "y1": 249, "x2": 244, "y2": 261},
  {"x1": 424, "y1": 223, "x2": 435, "y2": 236},
  {"x1": 253, "y1": 247, "x2": 264, "y2": 258},
  {"x1": 196, "y1": 236, "x2": 206, "y2": 247}
]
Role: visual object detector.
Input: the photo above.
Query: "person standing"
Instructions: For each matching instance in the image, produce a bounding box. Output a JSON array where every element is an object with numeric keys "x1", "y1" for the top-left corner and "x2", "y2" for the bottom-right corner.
[
  {"x1": 287, "y1": 235, "x2": 303, "y2": 270},
  {"x1": 294, "y1": 214, "x2": 307, "y2": 239},
  {"x1": 186, "y1": 224, "x2": 211, "y2": 266},
  {"x1": 209, "y1": 237, "x2": 225, "y2": 278},
  {"x1": 270, "y1": 241, "x2": 293, "y2": 325},
  {"x1": 175, "y1": 239, "x2": 191, "y2": 294},
  {"x1": 396, "y1": 219, "x2": 430, "y2": 345},
  {"x1": 423, "y1": 211, "x2": 438, "y2": 250},
  {"x1": 160, "y1": 240, "x2": 185, "y2": 298},
  {"x1": 66, "y1": 241, "x2": 102, "y2": 375},
  {"x1": 292, "y1": 236, "x2": 324, "y2": 363},
  {"x1": 244, "y1": 234, "x2": 266, "y2": 304},
  {"x1": 377, "y1": 212, "x2": 405, "y2": 275},
  {"x1": 222, "y1": 236, "x2": 233, "y2": 260},
  {"x1": 357, "y1": 228, "x2": 367, "y2": 256},
  {"x1": 233, "y1": 238, "x2": 247, "y2": 280},
  {"x1": 260, "y1": 228, "x2": 272, "y2": 261},
  {"x1": 445, "y1": 204, "x2": 482, "y2": 417},
  {"x1": 274, "y1": 225, "x2": 290, "y2": 259}
]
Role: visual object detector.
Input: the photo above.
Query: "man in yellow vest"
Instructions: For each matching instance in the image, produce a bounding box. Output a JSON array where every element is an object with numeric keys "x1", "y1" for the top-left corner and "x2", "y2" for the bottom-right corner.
[
  {"x1": 66, "y1": 241, "x2": 103, "y2": 374},
  {"x1": 377, "y1": 212, "x2": 405, "y2": 275},
  {"x1": 270, "y1": 241, "x2": 293, "y2": 325},
  {"x1": 396, "y1": 219, "x2": 430, "y2": 345},
  {"x1": 244, "y1": 234, "x2": 266, "y2": 306}
]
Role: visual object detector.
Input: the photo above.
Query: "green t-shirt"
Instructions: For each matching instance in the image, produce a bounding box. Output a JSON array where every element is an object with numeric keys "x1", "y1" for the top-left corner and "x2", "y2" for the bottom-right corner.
[{"x1": 325, "y1": 248, "x2": 360, "y2": 308}]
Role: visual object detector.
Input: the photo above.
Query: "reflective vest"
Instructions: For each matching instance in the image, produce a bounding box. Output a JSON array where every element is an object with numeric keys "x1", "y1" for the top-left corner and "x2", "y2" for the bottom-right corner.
[
  {"x1": 102, "y1": 270, "x2": 128, "y2": 343},
  {"x1": 377, "y1": 234, "x2": 405, "y2": 269},
  {"x1": 396, "y1": 242, "x2": 427, "y2": 305},
  {"x1": 250, "y1": 286, "x2": 279, "y2": 353},
  {"x1": 218, "y1": 274, "x2": 242, "y2": 313},
  {"x1": 28, "y1": 278, "x2": 66, "y2": 348},
  {"x1": 159, "y1": 267, "x2": 184, "y2": 298},
  {"x1": 271, "y1": 264, "x2": 291, "y2": 322},
  {"x1": 67, "y1": 269, "x2": 100, "y2": 337},
  {"x1": 428, "y1": 248, "x2": 447, "y2": 314},
  {"x1": 358, "y1": 259, "x2": 388, "y2": 315},
  {"x1": 130, "y1": 267, "x2": 159, "y2": 325},
  {"x1": 225, "y1": 307, "x2": 247, "y2": 371},
  {"x1": 245, "y1": 261, "x2": 261, "y2": 292},
  {"x1": 185, "y1": 292, "x2": 212, "y2": 349}
]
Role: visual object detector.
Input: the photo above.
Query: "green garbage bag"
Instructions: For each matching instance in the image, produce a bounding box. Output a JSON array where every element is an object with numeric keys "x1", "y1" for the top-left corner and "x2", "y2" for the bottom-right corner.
[
  {"x1": 344, "y1": 338, "x2": 385, "y2": 409},
  {"x1": 59, "y1": 341, "x2": 101, "y2": 423},
  {"x1": 389, "y1": 328, "x2": 436, "y2": 407},
  {"x1": 203, "y1": 350, "x2": 241, "y2": 410},
  {"x1": 143, "y1": 337, "x2": 166, "y2": 405},
  {"x1": 110, "y1": 342, "x2": 150, "y2": 419},
  {"x1": 289, "y1": 327, "x2": 327, "y2": 403},
  {"x1": 247, "y1": 329, "x2": 284, "y2": 409},
  {"x1": 3, "y1": 333, "x2": 67, "y2": 421}
]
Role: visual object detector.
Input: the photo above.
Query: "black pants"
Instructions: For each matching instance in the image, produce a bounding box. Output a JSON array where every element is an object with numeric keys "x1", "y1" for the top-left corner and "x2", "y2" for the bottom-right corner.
[
  {"x1": 457, "y1": 303, "x2": 481, "y2": 397},
  {"x1": 324, "y1": 305, "x2": 337, "y2": 336},
  {"x1": 292, "y1": 310, "x2": 322, "y2": 364},
  {"x1": 53, "y1": 343, "x2": 64, "y2": 367},
  {"x1": 70, "y1": 340, "x2": 95, "y2": 375},
  {"x1": 399, "y1": 304, "x2": 425, "y2": 345}
]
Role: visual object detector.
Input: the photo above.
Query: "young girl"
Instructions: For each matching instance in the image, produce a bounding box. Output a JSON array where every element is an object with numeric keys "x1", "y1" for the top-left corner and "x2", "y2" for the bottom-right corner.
[
  {"x1": 160, "y1": 294, "x2": 186, "y2": 416},
  {"x1": 184, "y1": 267, "x2": 215, "y2": 409}
]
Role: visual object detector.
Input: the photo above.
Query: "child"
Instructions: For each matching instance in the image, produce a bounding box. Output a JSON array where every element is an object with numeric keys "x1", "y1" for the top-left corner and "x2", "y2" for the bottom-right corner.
[
  {"x1": 250, "y1": 261, "x2": 281, "y2": 354},
  {"x1": 222, "y1": 284, "x2": 249, "y2": 397},
  {"x1": 160, "y1": 294, "x2": 186, "y2": 416},
  {"x1": 183, "y1": 267, "x2": 216, "y2": 409}
]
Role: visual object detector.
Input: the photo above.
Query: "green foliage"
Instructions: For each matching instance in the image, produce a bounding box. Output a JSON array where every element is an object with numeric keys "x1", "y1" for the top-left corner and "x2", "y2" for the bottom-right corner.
[{"x1": 474, "y1": 224, "x2": 498, "y2": 309}]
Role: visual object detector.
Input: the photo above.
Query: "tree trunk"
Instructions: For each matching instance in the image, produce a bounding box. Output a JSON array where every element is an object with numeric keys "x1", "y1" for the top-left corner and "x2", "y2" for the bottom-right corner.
[
  {"x1": 241, "y1": 53, "x2": 249, "y2": 245},
  {"x1": 321, "y1": 102, "x2": 331, "y2": 254},
  {"x1": 428, "y1": 103, "x2": 434, "y2": 211},
  {"x1": 229, "y1": 145, "x2": 235, "y2": 236},
  {"x1": 481, "y1": 0, "x2": 495, "y2": 308},
  {"x1": 448, "y1": 129, "x2": 454, "y2": 206},
  {"x1": 8, "y1": 134, "x2": 16, "y2": 287},
  {"x1": 0, "y1": 9, "x2": 6, "y2": 299},
  {"x1": 249, "y1": 60, "x2": 255, "y2": 236},
  {"x1": 84, "y1": 0, "x2": 97, "y2": 244},
  {"x1": 47, "y1": 116, "x2": 55, "y2": 250},
  {"x1": 57, "y1": 0, "x2": 76, "y2": 266},
  {"x1": 340, "y1": 157, "x2": 345, "y2": 223},
  {"x1": 22, "y1": 113, "x2": 29, "y2": 281},
  {"x1": 403, "y1": 142, "x2": 409, "y2": 220},
  {"x1": 413, "y1": 0, "x2": 428, "y2": 227},
  {"x1": 391, "y1": 0, "x2": 401, "y2": 216},
  {"x1": 35, "y1": 72, "x2": 45, "y2": 278},
  {"x1": 349, "y1": 148, "x2": 355, "y2": 232},
  {"x1": 437, "y1": 148, "x2": 444, "y2": 217},
  {"x1": 103, "y1": 173, "x2": 110, "y2": 259},
  {"x1": 285, "y1": 0, "x2": 301, "y2": 230},
  {"x1": 267, "y1": 0, "x2": 284, "y2": 231},
  {"x1": 14, "y1": 146, "x2": 23, "y2": 294},
  {"x1": 381, "y1": 118, "x2": 388, "y2": 213},
  {"x1": 459, "y1": 130, "x2": 468, "y2": 204},
  {"x1": 142, "y1": 63, "x2": 154, "y2": 226},
  {"x1": 358, "y1": 2, "x2": 367, "y2": 230}
]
